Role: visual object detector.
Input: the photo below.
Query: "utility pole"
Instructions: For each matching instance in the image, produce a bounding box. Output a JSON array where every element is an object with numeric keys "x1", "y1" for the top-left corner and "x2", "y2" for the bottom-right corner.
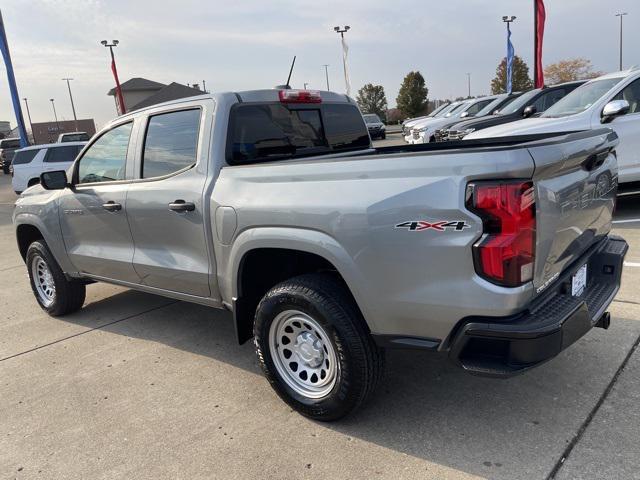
[
  {"x1": 466, "y1": 73, "x2": 471, "y2": 98},
  {"x1": 333, "y1": 26, "x2": 351, "y2": 96},
  {"x1": 202, "y1": 80, "x2": 207, "y2": 93},
  {"x1": 322, "y1": 64, "x2": 330, "y2": 91},
  {"x1": 50, "y1": 98, "x2": 60, "y2": 133},
  {"x1": 22, "y1": 97, "x2": 33, "y2": 143},
  {"x1": 62, "y1": 78, "x2": 78, "y2": 131},
  {"x1": 100, "y1": 40, "x2": 126, "y2": 114},
  {"x1": 615, "y1": 13, "x2": 628, "y2": 71}
]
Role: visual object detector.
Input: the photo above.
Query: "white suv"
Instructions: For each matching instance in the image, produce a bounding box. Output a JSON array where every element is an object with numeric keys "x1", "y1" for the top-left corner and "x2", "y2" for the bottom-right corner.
[
  {"x1": 11, "y1": 142, "x2": 86, "y2": 194},
  {"x1": 466, "y1": 69, "x2": 640, "y2": 186}
]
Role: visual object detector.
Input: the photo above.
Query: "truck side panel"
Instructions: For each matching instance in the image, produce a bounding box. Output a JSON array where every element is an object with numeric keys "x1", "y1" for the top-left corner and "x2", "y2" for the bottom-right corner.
[{"x1": 213, "y1": 148, "x2": 535, "y2": 343}]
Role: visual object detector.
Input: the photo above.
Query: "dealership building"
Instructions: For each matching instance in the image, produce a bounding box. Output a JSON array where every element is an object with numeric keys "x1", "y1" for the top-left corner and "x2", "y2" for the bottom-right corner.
[{"x1": 31, "y1": 119, "x2": 96, "y2": 145}]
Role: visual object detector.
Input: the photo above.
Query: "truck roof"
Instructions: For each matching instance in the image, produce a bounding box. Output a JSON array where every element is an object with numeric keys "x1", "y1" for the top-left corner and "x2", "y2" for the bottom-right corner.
[{"x1": 118, "y1": 89, "x2": 354, "y2": 120}]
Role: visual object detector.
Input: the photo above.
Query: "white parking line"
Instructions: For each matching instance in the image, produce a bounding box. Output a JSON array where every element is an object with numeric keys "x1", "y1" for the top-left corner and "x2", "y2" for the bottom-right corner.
[
  {"x1": 624, "y1": 262, "x2": 640, "y2": 268},
  {"x1": 613, "y1": 219, "x2": 640, "y2": 224}
]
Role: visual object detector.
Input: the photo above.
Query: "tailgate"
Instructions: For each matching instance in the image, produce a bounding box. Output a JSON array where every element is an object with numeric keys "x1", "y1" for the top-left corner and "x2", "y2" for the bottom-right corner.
[{"x1": 528, "y1": 129, "x2": 619, "y2": 292}]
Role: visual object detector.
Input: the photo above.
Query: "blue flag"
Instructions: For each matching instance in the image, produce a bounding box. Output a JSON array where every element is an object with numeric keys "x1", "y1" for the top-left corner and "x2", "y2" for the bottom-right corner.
[
  {"x1": 506, "y1": 23, "x2": 515, "y2": 94},
  {"x1": 0, "y1": 10, "x2": 29, "y2": 147}
]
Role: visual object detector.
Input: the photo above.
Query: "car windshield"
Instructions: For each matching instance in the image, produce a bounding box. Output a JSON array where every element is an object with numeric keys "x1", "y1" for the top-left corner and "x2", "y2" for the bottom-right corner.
[
  {"x1": 363, "y1": 114, "x2": 381, "y2": 124},
  {"x1": 444, "y1": 103, "x2": 468, "y2": 117},
  {"x1": 428, "y1": 104, "x2": 450, "y2": 117},
  {"x1": 474, "y1": 97, "x2": 505, "y2": 117},
  {"x1": 542, "y1": 78, "x2": 624, "y2": 118},
  {"x1": 498, "y1": 89, "x2": 540, "y2": 115}
]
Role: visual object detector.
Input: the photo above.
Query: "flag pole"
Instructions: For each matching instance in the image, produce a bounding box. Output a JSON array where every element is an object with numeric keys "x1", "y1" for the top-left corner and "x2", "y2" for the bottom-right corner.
[
  {"x1": 0, "y1": 10, "x2": 29, "y2": 147},
  {"x1": 534, "y1": 0, "x2": 539, "y2": 87}
]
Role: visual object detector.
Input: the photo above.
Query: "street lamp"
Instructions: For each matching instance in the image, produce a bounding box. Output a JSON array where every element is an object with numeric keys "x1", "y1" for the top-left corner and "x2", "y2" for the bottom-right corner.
[
  {"x1": 49, "y1": 98, "x2": 60, "y2": 132},
  {"x1": 322, "y1": 64, "x2": 330, "y2": 91},
  {"x1": 101, "y1": 39, "x2": 126, "y2": 115},
  {"x1": 62, "y1": 78, "x2": 78, "y2": 131},
  {"x1": 466, "y1": 73, "x2": 471, "y2": 98},
  {"x1": 22, "y1": 97, "x2": 34, "y2": 142},
  {"x1": 303, "y1": 83, "x2": 309, "y2": 90},
  {"x1": 615, "y1": 13, "x2": 628, "y2": 71},
  {"x1": 333, "y1": 25, "x2": 351, "y2": 96}
]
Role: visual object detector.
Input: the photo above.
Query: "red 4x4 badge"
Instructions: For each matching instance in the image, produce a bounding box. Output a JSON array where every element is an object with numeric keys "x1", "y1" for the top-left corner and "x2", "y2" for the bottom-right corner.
[{"x1": 395, "y1": 220, "x2": 470, "y2": 232}]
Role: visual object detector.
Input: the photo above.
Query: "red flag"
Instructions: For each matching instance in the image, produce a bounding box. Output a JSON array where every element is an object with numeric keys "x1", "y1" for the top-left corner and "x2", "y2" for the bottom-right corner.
[
  {"x1": 111, "y1": 58, "x2": 126, "y2": 115},
  {"x1": 534, "y1": 0, "x2": 546, "y2": 88}
]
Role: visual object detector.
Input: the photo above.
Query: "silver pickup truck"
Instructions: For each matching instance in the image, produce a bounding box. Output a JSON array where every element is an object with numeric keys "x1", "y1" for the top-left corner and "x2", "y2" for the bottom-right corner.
[{"x1": 13, "y1": 89, "x2": 628, "y2": 420}]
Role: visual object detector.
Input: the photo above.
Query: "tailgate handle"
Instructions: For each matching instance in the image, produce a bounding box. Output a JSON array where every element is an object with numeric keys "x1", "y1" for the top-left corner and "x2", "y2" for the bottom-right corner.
[{"x1": 582, "y1": 149, "x2": 611, "y2": 172}]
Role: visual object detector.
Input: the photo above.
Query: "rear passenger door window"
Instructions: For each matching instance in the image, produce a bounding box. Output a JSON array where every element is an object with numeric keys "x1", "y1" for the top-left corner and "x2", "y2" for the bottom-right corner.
[
  {"x1": 142, "y1": 109, "x2": 201, "y2": 178},
  {"x1": 44, "y1": 145, "x2": 83, "y2": 163},
  {"x1": 77, "y1": 122, "x2": 133, "y2": 184},
  {"x1": 533, "y1": 89, "x2": 565, "y2": 112}
]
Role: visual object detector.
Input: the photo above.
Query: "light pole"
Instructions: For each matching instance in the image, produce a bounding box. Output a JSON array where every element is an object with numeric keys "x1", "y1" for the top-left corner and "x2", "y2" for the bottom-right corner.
[
  {"x1": 333, "y1": 25, "x2": 351, "y2": 96},
  {"x1": 615, "y1": 13, "x2": 628, "y2": 71},
  {"x1": 62, "y1": 78, "x2": 78, "y2": 131},
  {"x1": 502, "y1": 15, "x2": 516, "y2": 94},
  {"x1": 322, "y1": 64, "x2": 330, "y2": 91},
  {"x1": 100, "y1": 40, "x2": 126, "y2": 115},
  {"x1": 22, "y1": 97, "x2": 33, "y2": 143},
  {"x1": 50, "y1": 98, "x2": 60, "y2": 133},
  {"x1": 303, "y1": 83, "x2": 309, "y2": 90},
  {"x1": 466, "y1": 73, "x2": 471, "y2": 98}
]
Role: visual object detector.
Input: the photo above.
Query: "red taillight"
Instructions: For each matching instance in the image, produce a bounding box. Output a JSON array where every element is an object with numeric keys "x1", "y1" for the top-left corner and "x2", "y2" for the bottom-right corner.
[
  {"x1": 278, "y1": 89, "x2": 322, "y2": 104},
  {"x1": 466, "y1": 181, "x2": 536, "y2": 287}
]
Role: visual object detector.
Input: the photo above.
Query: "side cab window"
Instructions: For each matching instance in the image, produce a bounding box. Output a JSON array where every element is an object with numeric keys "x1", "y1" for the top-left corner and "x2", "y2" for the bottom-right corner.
[{"x1": 76, "y1": 122, "x2": 133, "y2": 184}]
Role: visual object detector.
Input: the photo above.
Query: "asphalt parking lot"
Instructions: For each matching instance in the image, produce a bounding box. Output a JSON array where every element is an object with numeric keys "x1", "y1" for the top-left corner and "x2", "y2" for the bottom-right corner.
[{"x1": 1, "y1": 172, "x2": 639, "y2": 479}]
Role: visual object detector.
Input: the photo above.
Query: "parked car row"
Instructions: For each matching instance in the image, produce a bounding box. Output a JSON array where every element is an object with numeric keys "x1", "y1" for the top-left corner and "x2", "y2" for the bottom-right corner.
[
  {"x1": 466, "y1": 69, "x2": 640, "y2": 188},
  {"x1": 401, "y1": 80, "x2": 585, "y2": 146}
]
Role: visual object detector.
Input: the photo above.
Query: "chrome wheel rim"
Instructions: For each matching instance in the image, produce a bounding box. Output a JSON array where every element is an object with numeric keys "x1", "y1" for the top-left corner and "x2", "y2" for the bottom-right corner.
[
  {"x1": 269, "y1": 310, "x2": 338, "y2": 399},
  {"x1": 31, "y1": 255, "x2": 55, "y2": 307}
]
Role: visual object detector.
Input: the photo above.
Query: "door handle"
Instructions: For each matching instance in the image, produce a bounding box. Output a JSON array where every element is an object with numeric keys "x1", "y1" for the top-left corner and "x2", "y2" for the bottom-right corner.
[
  {"x1": 168, "y1": 200, "x2": 196, "y2": 212},
  {"x1": 102, "y1": 201, "x2": 122, "y2": 212}
]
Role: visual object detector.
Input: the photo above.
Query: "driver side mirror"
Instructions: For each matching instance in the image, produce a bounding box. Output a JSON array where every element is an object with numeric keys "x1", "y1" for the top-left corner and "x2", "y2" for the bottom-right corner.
[
  {"x1": 523, "y1": 105, "x2": 537, "y2": 118},
  {"x1": 40, "y1": 170, "x2": 69, "y2": 190},
  {"x1": 602, "y1": 100, "x2": 630, "y2": 123},
  {"x1": 460, "y1": 111, "x2": 469, "y2": 118}
]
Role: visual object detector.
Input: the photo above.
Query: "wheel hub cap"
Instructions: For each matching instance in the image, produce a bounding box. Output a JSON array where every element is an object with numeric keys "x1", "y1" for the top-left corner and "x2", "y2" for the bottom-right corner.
[
  {"x1": 31, "y1": 255, "x2": 56, "y2": 307},
  {"x1": 268, "y1": 310, "x2": 339, "y2": 399},
  {"x1": 295, "y1": 331, "x2": 324, "y2": 368}
]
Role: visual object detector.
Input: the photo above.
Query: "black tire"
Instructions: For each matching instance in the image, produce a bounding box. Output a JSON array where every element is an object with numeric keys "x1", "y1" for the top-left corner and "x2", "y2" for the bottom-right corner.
[
  {"x1": 254, "y1": 273, "x2": 384, "y2": 421},
  {"x1": 26, "y1": 240, "x2": 86, "y2": 316},
  {"x1": 2, "y1": 166, "x2": 9, "y2": 175},
  {"x1": 381, "y1": 133, "x2": 386, "y2": 140}
]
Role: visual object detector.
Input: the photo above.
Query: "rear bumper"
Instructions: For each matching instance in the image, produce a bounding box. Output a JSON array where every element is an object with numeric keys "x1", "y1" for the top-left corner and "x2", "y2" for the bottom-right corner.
[{"x1": 448, "y1": 235, "x2": 628, "y2": 378}]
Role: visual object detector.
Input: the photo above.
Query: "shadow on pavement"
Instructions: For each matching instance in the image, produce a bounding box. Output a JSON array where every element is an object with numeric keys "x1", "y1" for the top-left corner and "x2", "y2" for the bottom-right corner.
[{"x1": 51, "y1": 287, "x2": 640, "y2": 479}]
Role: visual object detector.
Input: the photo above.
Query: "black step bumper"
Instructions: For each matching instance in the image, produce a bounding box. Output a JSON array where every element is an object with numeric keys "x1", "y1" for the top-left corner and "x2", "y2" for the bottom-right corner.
[{"x1": 448, "y1": 235, "x2": 628, "y2": 378}]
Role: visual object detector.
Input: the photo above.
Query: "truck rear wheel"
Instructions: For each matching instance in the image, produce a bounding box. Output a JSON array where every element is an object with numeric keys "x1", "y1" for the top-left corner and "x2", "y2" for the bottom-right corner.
[
  {"x1": 253, "y1": 273, "x2": 384, "y2": 421},
  {"x1": 26, "y1": 240, "x2": 86, "y2": 316}
]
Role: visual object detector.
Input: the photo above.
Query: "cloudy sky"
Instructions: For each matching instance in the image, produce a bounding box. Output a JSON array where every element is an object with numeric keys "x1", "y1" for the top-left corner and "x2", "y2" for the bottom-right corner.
[{"x1": 0, "y1": 0, "x2": 638, "y2": 130}]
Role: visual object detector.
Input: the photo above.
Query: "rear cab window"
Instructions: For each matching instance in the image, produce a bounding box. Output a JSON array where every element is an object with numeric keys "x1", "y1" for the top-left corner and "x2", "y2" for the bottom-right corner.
[
  {"x1": 0, "y1": 139, "x2": 20, "y2": 149},
  {"x1": 227, "y1": 102, "x2": 369, "y2": 165}
]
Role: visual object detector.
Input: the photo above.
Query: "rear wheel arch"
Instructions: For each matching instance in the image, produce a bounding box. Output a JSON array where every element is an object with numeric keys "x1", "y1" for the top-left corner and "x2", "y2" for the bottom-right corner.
[{"x1": 233, "y1": 248, "x2": 369, "y2": 344}]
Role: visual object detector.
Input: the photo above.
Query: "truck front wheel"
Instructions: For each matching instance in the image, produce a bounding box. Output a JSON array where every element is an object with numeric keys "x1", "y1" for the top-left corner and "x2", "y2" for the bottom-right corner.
[
  {"x1": 253, "y1": 273, "x2": 384, "y2": 421},
  {"x1": 26, "y1": 240, "x2": 86, "y2": 316}
]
